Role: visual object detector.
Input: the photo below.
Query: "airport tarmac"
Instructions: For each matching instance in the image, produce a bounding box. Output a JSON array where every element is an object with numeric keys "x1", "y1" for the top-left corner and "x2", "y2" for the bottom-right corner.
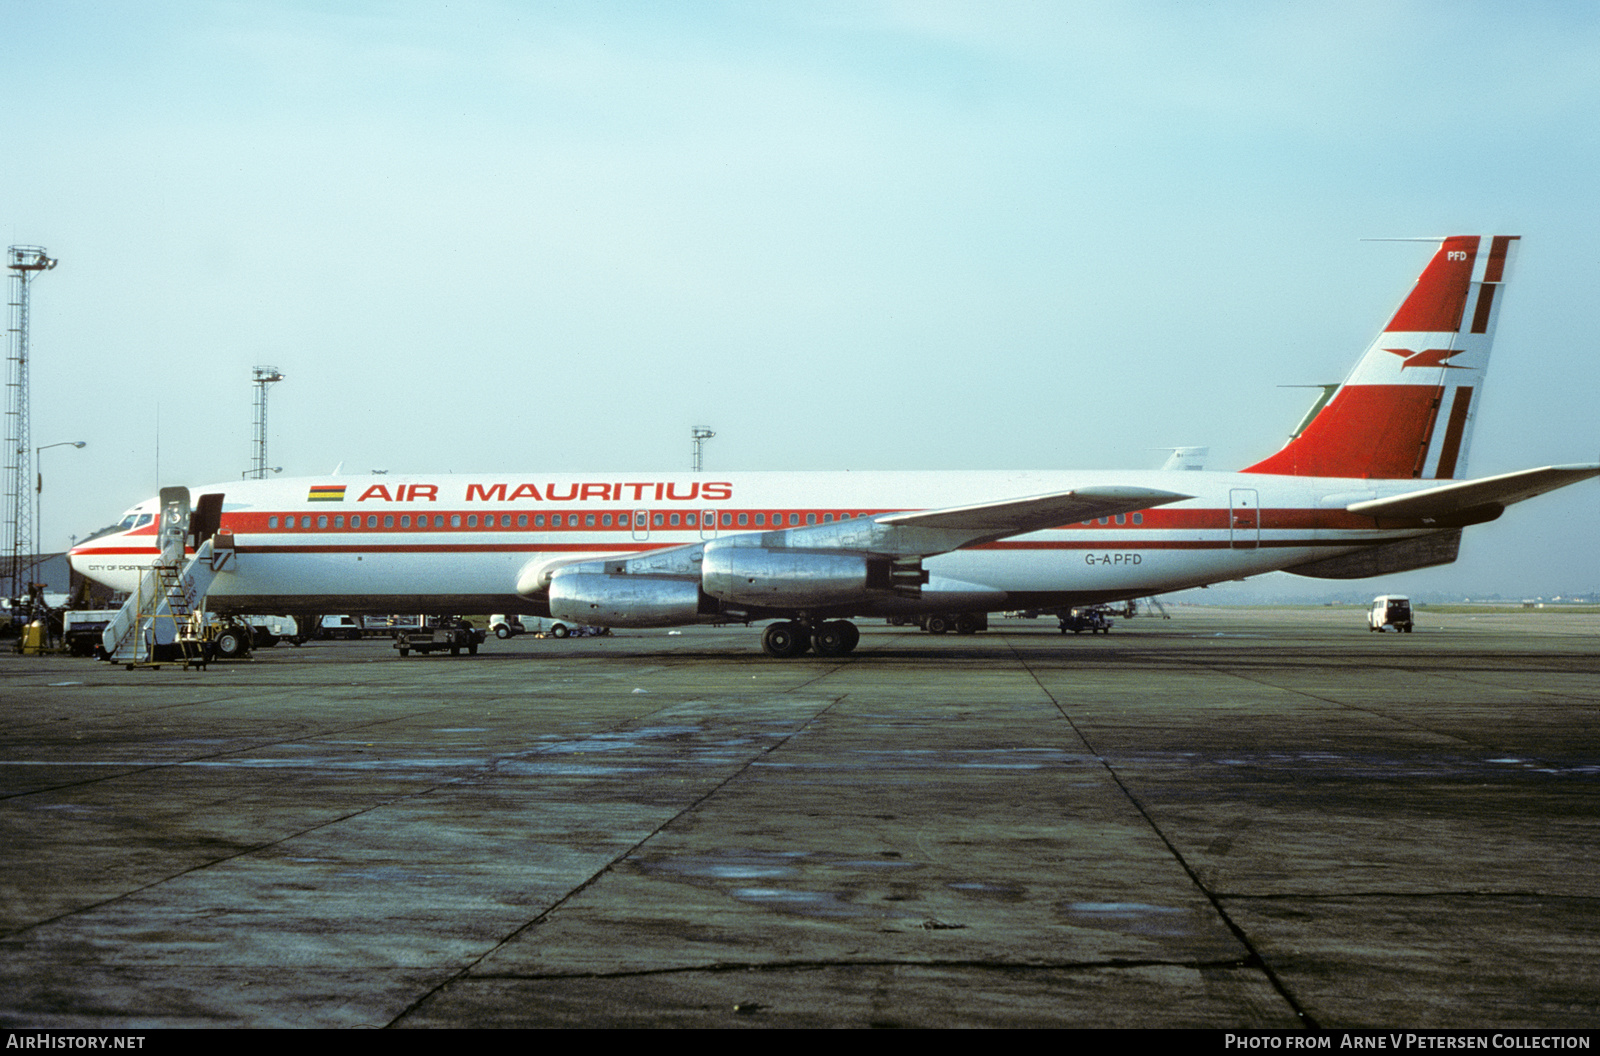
[{"x1": 1, "y1": 607, "x2": 1596, "y2": 1029}]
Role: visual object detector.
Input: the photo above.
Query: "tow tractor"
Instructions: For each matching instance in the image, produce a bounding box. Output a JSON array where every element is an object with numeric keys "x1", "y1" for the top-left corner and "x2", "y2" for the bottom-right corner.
[
  {"x1": 392, "y1": 616, "x2": 487, "y2": 657},
  {"x1": 1059, "y1": 607, "x2": 1115, "y2": 635}
]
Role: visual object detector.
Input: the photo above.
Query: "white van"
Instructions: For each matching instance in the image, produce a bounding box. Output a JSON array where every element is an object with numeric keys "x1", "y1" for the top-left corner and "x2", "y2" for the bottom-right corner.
[{"x1": 1368, "y1": 595, "x2": 1414, "y2": 633}]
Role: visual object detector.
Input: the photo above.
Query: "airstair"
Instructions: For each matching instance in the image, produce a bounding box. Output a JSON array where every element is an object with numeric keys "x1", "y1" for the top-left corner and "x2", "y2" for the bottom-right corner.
[{"x1": 101, "y1": 487, "x2": 232, "y2": 668}]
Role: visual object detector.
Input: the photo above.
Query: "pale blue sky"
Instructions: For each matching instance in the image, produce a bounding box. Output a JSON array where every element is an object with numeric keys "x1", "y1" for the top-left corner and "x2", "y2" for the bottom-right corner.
[{"x1": 5, "y1": 1, "x2": 1597, "y2": 595}]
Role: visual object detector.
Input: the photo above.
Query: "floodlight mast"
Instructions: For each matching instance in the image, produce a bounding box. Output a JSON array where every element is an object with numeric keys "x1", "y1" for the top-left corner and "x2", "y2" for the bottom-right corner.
[
  {"x1": 4, "y1": 246, "x2": 57, "y2": 609},
  {"x1": 248, "y1": 366, "x2": 285, "y2": 480},
  {"x1": 691, "y1": 426, "x2": 715, "y2": 473}
]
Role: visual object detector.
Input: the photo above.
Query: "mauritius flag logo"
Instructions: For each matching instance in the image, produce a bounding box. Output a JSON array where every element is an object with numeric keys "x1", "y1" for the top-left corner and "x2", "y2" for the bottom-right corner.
[{"x1": 308, "y1": 484, "x2": 347, "y2": 502}]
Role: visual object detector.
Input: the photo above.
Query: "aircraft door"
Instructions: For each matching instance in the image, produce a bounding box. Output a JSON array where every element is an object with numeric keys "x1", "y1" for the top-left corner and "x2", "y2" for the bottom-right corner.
[
  {"x1": 632, "y1": 509, "x2": 649, "y2": 541},
  {"x1": 1229, "y1": 489, "x2": 1260, "y2": 549},
  {"x1": 191, "y1": 493, "x2": 225, "y2": 545}
]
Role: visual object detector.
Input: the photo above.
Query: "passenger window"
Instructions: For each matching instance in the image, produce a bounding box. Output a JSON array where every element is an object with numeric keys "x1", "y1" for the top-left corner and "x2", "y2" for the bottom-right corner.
[
  {"x1": 518, "y1": 514, "x2": 528, "y2": 527},
  {"x1": 451, "y1": 515, "x2": 461, "y2": 527},
  {"x1": 670, "y1": 513, "x2": 681, "y2": 527},
  {"x1": 535, "y1": 515, "x2": 545, "y2": 527},
  {"x1": 433, "y1": 515, "x2": 444, "y2": 527},
  {"x1": 335, "y1": 516, "x2": 344, "y2": 528},
  {"x1": 754, "y1": 513, "x2": 764, "y2": 525},
  {"x1": 467, "y1": 515, "x2": 477, "y2": 527},
  {"x1": 1115, "y1": 515, "x2": 1125, "y2": 525},
  {"x1": 400, "y1": 515, "x2": 411, "y2": 528},
  {"x1": 318, "y1": 515, "x2": 328, "y2": 529},
  {"x1": 586, "y1": 514, "x2": 595, "y2": 527},
  {"x1": 654, "y1": 513, "x2": 664, "y2": 527},
  {"x1": 823, "y1": 513, "x2": 833, "y2": 523},
  {"x1": 618, "y1": 513, "x2": 629, "y2": 526},
  {"x1": 268, "y1": 516, "x2": 278, "y2": 529},
  {"x1": 551, "y1": 514, "x2": 562, "y2": 527},
  {"x1": 385, "y1": 515, "x2": 395, "y2": 528},
  {"x1": 738, "y1": 513, "x2": 748, "y2": 526},
  {"x1": 685, "y1": 513, "x2": 696, "y2": 527},
  {"x1": 722, "y1": 513, "x2": 733, "y2": 526},
  {"x1": 1133, "y1": 513, "x2": 1143, "y2": 524},
  {"x1": 367, "y1": 516, "x2": 378, "y2": 528},
  {"x1": 790, "y1": 514, "x2": 800, "y2": 526},
  {"x1": 601, "y1": 514, "x2": 612, "y2": 527}
]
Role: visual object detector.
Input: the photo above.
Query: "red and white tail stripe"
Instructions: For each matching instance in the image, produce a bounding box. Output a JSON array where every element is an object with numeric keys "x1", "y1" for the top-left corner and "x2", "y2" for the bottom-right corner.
[{"x1": 1246, "y1": 235, "x2": 1519, "y2": 480}]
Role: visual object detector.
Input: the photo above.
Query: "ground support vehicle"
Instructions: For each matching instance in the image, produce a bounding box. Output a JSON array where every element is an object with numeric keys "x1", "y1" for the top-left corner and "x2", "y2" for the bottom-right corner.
[
  {"x1": 1368, "y1": 595, "x2": 1414, "y2": 633},
  {"x1": 489, "y1": 614, "x2": 609, "y2": 639},
  {"x1": 887, "y1": 613, "x2": 989, "y2": 634},
  {"x1": 393, "y1": 617, "x2": 486, "y2": 657},
  {"x1": 1059, "y1": 608, "x2": 1114, "y2": 634},
  {"x1": 489, "y1": 614, "x2": 527, "y2": 639},
  {"x1": 62, "y1": 609, "x2": 121, "y2": 657},
  {"x1": 242, "y1": 615, "x2": 298, "y2": 649},
  {"x1": 317, "y1": 615, "x2": 363, "y2": 640}
]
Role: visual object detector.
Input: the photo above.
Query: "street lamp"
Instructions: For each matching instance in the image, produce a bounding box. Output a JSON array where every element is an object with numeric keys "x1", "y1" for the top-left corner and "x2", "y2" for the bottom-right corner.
[{"x1": 35, "y1": 441, "x2": 86, "y2": 557}]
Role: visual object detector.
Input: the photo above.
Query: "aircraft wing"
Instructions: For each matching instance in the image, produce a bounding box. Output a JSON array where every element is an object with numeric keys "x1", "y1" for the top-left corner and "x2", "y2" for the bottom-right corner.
[
  {"x1": 1347, "y1": 464, "x2": 1600, "y2": 522},
  {"x1": 872, "y1": 486, "x2": 1192, "y2": 546},
  {"x1": 745, "y1": 484, "x2": 1195, "y2": 562},
  {"x1": 542, "y1": 485, "x2": 1194, "y2": 592}
]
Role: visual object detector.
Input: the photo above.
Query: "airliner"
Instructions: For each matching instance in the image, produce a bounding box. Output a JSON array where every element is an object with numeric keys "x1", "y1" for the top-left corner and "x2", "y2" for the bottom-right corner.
[{"x1": 70, "y1": 235, "x2": 1598, "y2": 657}]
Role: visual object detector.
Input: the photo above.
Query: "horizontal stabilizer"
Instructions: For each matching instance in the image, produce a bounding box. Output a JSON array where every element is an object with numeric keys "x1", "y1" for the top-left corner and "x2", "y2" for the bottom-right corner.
[{"x1": 1347, "y1": 464, "x2": 1600, "y2": 522}]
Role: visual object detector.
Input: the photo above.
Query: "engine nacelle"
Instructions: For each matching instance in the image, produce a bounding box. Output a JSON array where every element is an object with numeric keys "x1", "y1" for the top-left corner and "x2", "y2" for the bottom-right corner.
[
  {"x1": 547, "y1": 571, "x2": 709, "y2": 627},
  {"x1": 701, "y1": 546, "x2": 885, "y2": 607}
]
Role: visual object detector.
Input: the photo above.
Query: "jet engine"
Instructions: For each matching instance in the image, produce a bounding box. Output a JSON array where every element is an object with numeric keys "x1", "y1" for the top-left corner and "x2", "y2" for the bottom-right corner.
[
  {"x1": 548, "y1": 571, "x2": 711, "y2": 627},
  {"x1": 700, "y1": 547, "x2": 890, "y2": 607}
]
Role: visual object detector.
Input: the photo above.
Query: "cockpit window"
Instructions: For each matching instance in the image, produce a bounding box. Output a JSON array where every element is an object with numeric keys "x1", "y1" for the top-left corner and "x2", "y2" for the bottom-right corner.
[{"x1": 135, "y1": 514, "x2": 154, "y2": 529}]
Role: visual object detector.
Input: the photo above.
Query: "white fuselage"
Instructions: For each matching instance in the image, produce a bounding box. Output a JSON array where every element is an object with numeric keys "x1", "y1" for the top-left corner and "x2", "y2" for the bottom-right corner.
[{"x1": 69, "y1": 469, "x2": 1433, "y2": 616}]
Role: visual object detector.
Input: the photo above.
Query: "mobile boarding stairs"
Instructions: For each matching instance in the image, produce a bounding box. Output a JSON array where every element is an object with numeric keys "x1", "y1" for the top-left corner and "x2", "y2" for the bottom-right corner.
[{"x1": 101, "y1": 487, "x2": 233, "y2": 668}]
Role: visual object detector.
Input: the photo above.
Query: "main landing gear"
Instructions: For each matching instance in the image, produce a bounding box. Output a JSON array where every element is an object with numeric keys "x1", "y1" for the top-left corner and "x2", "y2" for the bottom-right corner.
[{"x1": 761, "y1": 619, "x2": 860, "y2": 658}]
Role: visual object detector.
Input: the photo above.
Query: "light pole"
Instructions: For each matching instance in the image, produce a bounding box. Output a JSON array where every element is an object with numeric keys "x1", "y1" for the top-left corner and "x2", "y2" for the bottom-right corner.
[{"x1": 35, "y1": 440, "x2": 86, "y2": 560}]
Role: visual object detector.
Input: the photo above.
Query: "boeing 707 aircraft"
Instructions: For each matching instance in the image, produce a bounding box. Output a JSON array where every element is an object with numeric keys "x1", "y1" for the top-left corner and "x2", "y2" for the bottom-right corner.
[{"x1": 71, "y1": 235, "x2": 1599, "y2": 656}]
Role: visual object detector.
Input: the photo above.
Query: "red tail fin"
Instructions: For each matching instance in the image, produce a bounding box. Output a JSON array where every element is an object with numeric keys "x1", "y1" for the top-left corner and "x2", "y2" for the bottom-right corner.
[{"x1": 1245, "y1": 235, "x2": 1518, "y2": 479}]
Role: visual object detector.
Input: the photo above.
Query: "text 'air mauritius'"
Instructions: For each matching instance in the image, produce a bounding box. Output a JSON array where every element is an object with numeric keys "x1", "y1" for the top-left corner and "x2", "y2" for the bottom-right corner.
[{"x1": 347, "y1": 481, "x2": 736, "y2": 503}]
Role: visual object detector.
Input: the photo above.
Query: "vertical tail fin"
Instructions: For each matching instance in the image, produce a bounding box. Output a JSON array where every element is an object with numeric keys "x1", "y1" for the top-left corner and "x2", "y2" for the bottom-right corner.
[{"x1": 1245, "y1": 235, "x2": 1519, "y2": 479}]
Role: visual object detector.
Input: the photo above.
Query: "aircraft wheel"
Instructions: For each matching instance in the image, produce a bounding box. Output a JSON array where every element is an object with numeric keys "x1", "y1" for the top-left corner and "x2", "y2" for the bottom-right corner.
[
  {"x1": 841, "y1": 621, "x2": 860, "y2": 652},
  {"x1": 925, "y1": 615, "x2": 950, "y2": 635},
  {"x1": 761, "y1": 621, "x2": 808, "y2": 658},
  {"x1": 551, "y1": 624, "x2": 569, "y2": 638},
  {"x1": 214, "y1": 629, "x2": 246, "y2": 659},
  {"x1": 813, "y1": 621, "x2": 855, "y2": 657}
]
